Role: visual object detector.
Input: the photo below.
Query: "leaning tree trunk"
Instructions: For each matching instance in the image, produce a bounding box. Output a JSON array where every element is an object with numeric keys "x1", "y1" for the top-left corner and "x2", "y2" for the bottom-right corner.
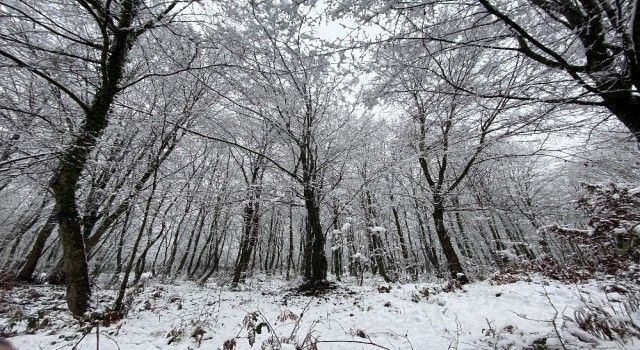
[
  {"x1": 391, "y1": 202, "x2": 409, "y2": 271},
  {"x1": 200, "y1": 226, "x2": 229, "y2": 284},
  {"x1": 114, "y1": 167, "x2": 158, "y2": 312},
  {"x1": 16, "y1": 209, "x2": 57, "y2": 282},
  {"x1": 190, "y1": 202, "x2": 221, "y2": 277},
  {"x1": 48, "y1": 6, "x2": 139, "y2": 316},
  {"x1": 432, "y1": 196, "x2": 469, "y2": 284},
  {"x1": 51, "y1": 103, "x2": 119, "y2": 316},
  {"x1": 175, "y1": 208, "x2": 204, "y2": 275},
  {"x1": 3, "y1": 203, "x2": 45, "y2": 273}
]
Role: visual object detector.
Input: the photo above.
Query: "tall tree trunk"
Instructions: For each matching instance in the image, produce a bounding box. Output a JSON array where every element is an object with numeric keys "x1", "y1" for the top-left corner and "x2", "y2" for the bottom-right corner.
[
  {"x1": 391, "y1": 202, "x2": 409, "y2": 270},
  {"x1": 286, "y1": 202, "x2": 294, "y2": 280},
  {"x1": 331, "y1": 206, "x2": 343, "y2": 282},
  {"x1": 164, "y1": 193, "x2": 197, "y2": 275},
  {"x1": 112, "y1": 209, "x2": 132, "y2": 282},
  {"x1": 176, "y1": 207, "x2": 205, "y2": 275},
  {"x1": 414, "y1": 200, "x2": 439, "y2": 273},
  {"x1": 200, "y1": 226, "x2": 229, "y2": 284},
  {"x1": 114, "y1": 166, "x2": 158, "y2": 312},
  {"x1": 231, "y1": 195, "x2": 261, "y2": 286},
  {"x1": 48, "y1": 1, "x2": 140, "y2": 316},
  {"x1": 363, "y1": 190, "x2": 392, "y2": 282},
  {"x1": 432, "y1": 196, "x2": 469, "y2": 284},
  {"x1": 133, "y1": 196, "x2": 169, "y2": 284},
  {"x1": 186, "y1": 212, "x2": 207, "y2": 276},
  {"x1": 302, "y1": 184, "x2": 327, "y2": 286}
]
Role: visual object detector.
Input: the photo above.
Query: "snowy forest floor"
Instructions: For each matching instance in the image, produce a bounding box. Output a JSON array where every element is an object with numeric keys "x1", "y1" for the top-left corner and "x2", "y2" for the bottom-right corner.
[{"x1": 1, "y1": 275, "x2": 639, "y2": 350}]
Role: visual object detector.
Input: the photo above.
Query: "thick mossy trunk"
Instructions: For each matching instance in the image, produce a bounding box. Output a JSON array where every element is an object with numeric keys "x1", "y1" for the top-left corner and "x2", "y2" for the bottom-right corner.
[
  {"x1": 49, "y1": 109, "x2": 113, "y2": 316},
  {"x1": 50, "y1": 120, "x2": 112, "y2": 314},
  {"x1": 51, "y1": 200, "x2": 92, "y2": 316},
  {"x1": 49, "y1": 4, "x2": 138, "y2": 315}
]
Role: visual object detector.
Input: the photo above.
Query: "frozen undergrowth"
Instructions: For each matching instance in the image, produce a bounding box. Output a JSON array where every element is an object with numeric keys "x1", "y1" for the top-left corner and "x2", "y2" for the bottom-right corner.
[{"x1": 1, "y1": 276, "x2": 639, "y2": 349}]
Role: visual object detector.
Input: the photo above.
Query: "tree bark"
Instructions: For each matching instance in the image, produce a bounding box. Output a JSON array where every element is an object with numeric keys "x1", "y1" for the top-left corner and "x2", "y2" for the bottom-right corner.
[
  {"x1": 432, "y1": 196, "x2": 469, "y2": 284},
  {"x1": 391, "y1": 202, "x2": 409, "y2": 270},
  {"x1": 48, "y1": 0, "x2": 141, "y2": 316},
  {"x1": 231, "y1": 194, "x2": 261, "y2": 286},
  {"x1": 302, "y1": 184, "x2": 327, "y2": 286}
]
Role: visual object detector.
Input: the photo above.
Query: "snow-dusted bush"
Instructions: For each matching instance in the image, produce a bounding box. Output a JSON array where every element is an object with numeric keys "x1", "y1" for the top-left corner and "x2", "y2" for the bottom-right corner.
[
  {"x1": 491, "y1": 183, "x2": 640, "y2": 283},
  {"x1": 545, "y1": 183, "x2": 640, "y2": 278}
]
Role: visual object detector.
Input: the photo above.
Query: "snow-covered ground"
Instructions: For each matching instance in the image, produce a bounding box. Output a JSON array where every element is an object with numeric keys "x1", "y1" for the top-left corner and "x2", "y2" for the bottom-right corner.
[{"x1": 1, "y1": 276, "x2": 639, "y2": 349}]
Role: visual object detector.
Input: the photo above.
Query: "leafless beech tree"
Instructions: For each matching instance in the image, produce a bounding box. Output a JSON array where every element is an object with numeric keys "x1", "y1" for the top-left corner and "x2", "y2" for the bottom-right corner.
[{"x1": 0, "y1": 0, "x2": 203, "y2": 315}]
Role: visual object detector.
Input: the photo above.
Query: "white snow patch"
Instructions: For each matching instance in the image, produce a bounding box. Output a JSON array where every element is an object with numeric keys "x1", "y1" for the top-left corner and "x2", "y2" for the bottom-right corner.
[{"x1": 1, "y1": 277, "x2": 638, "y2": 349}]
